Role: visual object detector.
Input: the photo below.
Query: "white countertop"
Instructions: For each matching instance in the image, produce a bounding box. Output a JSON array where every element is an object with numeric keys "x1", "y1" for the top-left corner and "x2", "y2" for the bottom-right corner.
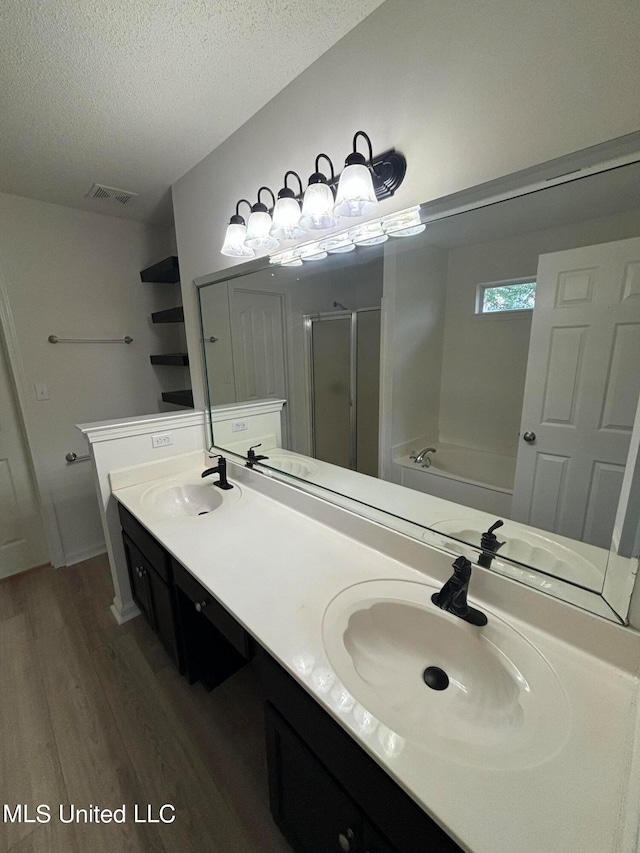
[{"x1": 111, "y1": 453, "x2": 640, "y2": 853}]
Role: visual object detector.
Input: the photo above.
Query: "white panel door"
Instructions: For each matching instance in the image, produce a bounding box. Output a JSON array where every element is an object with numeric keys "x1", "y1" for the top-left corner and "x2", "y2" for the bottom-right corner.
[
  {"x1": 229, "y1": 288, "x2": 288, "y2": 403},
  {"x1": 511, "y1": 237, "x2": 640, "y2": 549},
  {"x1": 0, "y1": 331, "x2": 48, "y2": 577}
]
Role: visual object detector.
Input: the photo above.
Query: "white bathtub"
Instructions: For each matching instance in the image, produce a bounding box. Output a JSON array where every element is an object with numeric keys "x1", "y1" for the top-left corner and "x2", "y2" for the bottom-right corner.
[{"x1": 395, "y1": 442, "x2": 516, "y2": 517}]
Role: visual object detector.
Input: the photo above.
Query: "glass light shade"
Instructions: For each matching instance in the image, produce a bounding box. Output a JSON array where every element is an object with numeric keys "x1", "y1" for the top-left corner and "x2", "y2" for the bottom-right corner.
[
  {"x1": 245, "y1": 210, "x2": 279, "y2": 251},
  {"x1": 333, "y1": 163, "x2": 378, "y2": 217},
  {"x1": 271, "y1": 249, "x2": 303, "y2": 267},
  {"x1": 348, "y1": 222, "x2": 388, "y2": 246},
  {"x1": 270, "y1": 197, "x2": 306, "y2": 240},
  {"x1": 221, "y1": 222, "x2": 255, "y2": 257},
  {"x1": 382, "y1": 206, "x2": 426, "y2": 237},
  {"x1": 299, "y1": 183, "x2": 338, "y2": 230},
  {"x1": 319, "y1": 234, "x2": 355, "y2": 254},
  {"x1": 298, "y1": 242, "x2": 327, "y2": 261}
]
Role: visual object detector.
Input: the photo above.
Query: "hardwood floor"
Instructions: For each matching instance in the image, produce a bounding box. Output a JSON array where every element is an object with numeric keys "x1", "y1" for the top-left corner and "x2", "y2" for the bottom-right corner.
[{"x1": 0, "y1": 556, "x2": 292, "y2": 853}]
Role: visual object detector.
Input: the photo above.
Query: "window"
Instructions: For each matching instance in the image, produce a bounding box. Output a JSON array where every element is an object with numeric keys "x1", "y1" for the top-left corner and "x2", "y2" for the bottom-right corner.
[{"x1": 476, "y1": 278, "x2": 536, "y2": 314}]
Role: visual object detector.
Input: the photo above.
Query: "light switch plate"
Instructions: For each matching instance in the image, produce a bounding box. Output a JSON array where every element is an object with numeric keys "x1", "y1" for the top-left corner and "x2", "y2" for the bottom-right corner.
[{"x1": 34, "y1": 382, "x2": 49, "y2": 401}]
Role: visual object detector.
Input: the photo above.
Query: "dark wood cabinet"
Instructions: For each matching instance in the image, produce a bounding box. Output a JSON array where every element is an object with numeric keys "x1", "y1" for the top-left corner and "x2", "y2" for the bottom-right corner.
[
  {"x1": 122, "y1": 533, "x2": 154, "y2": 624},
  {"x1": 117, "y1": 501, "x2": 463, "y2": 853},
  {"x1": 259, "y1": 648, "x2": 462, "y2": 853},
  {"x1": 119, "y1": 505, "x2": 182, "y2": 670},
  {"x1": 172, "y1": 557, "x2": 252, "y2": 689},
  {"x1": 266, "y1": 703, "x2": 381, "y2": 853}
]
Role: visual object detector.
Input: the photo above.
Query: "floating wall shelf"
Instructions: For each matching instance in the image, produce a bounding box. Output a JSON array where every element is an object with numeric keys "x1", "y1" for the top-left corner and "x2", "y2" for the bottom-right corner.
[
  {"x1": 151, "y1": 306, "x2": 184, "y2": 324},
  {"x1": 140, "y1": 255, "x2": 180, "y2": 283},
  {"x1": 150, "y1": 353, "x2": 190, "y2": 366},
  {"x1": 161, "y1": 389, "x2": 194, "y2": 408}
]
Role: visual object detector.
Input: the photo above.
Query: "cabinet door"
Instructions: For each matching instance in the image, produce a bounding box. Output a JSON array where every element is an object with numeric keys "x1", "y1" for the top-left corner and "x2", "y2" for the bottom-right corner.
[
  {"x1": 175, "y1": 584, "x2": 247, "y2": 689},
  {"x1": 145, "y1": 564, "x2": 181, "y2": 669},
  {"x1": 122, "y1": 533, "x2": 153, "y2": 627},
  {"x1": 362, "y1": 823, "x2": 398, "y2": 853},
  {"x1": 265, "y1": 703, "x2": 362, "y2": 853}
]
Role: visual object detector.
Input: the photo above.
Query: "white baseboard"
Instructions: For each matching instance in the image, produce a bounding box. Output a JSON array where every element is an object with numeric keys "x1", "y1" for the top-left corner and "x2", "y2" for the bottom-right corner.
[{"x1": 63, "y1": 543, "x2": 107, "y2": 566}]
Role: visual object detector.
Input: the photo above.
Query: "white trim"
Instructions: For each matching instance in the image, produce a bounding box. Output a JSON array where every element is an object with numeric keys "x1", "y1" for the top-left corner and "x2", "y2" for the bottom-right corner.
[
  {"x1": 209, "y1": 398, "x2": 286, "y2": 423},
  {"x1": 78, "y1": 410, "x2": 206, "y2": 443},
  {"x1": 110, "y1": 599, "x2": 140, "y2": 625},
  {"x1": 63, "y1": 543, "x2": 107, "y2": 567},
  {"x1": 0, "y1": 258, "x2": 65, "y2": 566}
]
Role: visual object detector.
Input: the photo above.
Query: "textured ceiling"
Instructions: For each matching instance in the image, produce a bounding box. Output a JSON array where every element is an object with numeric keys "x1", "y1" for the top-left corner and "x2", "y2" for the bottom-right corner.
[{"x1": 0, "y1": 0, "x2": 385, "y2": 225}]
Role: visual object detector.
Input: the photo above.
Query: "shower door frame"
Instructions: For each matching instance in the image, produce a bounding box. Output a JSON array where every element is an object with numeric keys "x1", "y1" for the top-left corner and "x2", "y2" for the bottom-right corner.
[{"x1": 303, "y1": 306, "x2": 381, "y2": 471}]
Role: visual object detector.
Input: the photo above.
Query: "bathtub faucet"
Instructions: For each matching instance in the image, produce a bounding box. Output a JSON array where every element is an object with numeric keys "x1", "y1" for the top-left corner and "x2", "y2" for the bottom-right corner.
[{"x1": 411, "y1": 446, "x2": 437, "y2": 467}]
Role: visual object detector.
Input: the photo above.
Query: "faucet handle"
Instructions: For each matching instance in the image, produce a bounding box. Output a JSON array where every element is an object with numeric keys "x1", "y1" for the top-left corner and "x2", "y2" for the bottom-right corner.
[{"x1": 451, "y1": 555, "x2": 472, "y2": 581}]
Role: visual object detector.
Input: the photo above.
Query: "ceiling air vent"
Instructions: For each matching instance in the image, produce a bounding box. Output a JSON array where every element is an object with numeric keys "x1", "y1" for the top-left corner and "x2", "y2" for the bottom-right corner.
[{"x1": 86, "y1": 183, "x2": 139, "y2": 206}]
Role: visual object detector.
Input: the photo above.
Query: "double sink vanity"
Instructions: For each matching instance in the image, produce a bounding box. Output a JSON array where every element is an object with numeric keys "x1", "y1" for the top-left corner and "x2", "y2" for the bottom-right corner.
[{"x1": 108, "y1": 448, "x2": 640, "y2": 853}]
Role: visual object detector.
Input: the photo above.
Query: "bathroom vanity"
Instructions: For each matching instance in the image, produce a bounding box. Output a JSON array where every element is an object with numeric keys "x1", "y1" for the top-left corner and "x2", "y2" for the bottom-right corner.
[{"x1": 109, "y1": 451, "x2": 640, "y2": 853}]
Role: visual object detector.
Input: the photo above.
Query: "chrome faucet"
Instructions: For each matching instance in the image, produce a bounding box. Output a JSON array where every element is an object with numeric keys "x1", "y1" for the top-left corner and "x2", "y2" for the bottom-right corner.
[
  {"x1": 431, "y1": 556, "x2": 488, "y2": 626},
  {"x1": 410, "y1": 446, "x2": 437, "y2": 467}
]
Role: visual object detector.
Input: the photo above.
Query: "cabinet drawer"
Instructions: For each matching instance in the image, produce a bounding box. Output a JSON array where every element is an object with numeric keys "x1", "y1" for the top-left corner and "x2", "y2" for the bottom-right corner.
[
  {"x1": 118, "y1": 503, "x2": 171, "y2": 583},
  {"x1": 172, "y1": 558, "x2": 253, "y2": 660}
]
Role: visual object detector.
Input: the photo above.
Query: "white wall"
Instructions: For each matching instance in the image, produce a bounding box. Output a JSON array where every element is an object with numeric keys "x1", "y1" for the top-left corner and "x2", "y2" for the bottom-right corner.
[
  {"x1": 172, "y1": 0, "x2": 640, "y2": 410},
  {"x1": 383, "y1": 241, "x2": 448, "y2": 472},
  {"x1": 0, "y1": 193, "x2": 177, "y2": 565}
]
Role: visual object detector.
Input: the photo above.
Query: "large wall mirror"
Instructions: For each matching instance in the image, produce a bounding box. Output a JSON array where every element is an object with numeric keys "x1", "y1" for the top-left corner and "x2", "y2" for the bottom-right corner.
[{"x1": 197, "y1": 147, "x2": 640, "y2": 623}]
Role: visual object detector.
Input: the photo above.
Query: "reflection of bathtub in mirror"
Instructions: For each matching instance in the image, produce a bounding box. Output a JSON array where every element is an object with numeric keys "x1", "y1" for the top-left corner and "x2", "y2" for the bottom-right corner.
[{"x1": 395, "y1": 443, "x2": 516, "y2": 518}]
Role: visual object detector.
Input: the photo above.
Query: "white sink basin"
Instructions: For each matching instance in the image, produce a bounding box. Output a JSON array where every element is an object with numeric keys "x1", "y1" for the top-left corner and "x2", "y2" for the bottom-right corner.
[
  {"x1": 430, "y1": 519, "x2": 604, "y2": 588},
  {"x1": 322, "y1": 579, "x2": 570, "y2": 769},
  {"x1": 140, "y1": 481, "x2": 239, "y2": 517},
  {"x1": 263, "y1": 453, "x2": 318, "y2": 479}
]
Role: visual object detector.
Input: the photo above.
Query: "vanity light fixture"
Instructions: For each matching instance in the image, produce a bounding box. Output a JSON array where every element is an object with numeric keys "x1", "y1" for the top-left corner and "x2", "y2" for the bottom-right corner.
[
  {"x1": 299, "y1": 154, "x2": 339, "y2": 231},
  {"x1": 245, "y1": 187, "x2": 279, "y2": 251},
  {"x1": 220, "y1": 131, "x2": 407, "y2": 257},
  {"x1": 221, "y1": 200, "x2": 255, "y2": 258},
  {"x1": 270, "y1": 172, "x2": 307, "y2": 240},
  {"x1": 334, "y1": 131, "x2": 379, "y2": 218}
]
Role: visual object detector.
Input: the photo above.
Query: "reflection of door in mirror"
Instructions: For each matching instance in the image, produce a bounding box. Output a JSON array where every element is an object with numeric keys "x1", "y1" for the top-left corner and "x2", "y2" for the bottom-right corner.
[
  {"x1": 512, "y1": 237, "x2": 640, "y2": 550},
  {"x1": 229, "y1": 287, "x2": 288, "y2": 404},
  {"x1": 308, "y1": 309, "x2": 381, "y2": 476}
]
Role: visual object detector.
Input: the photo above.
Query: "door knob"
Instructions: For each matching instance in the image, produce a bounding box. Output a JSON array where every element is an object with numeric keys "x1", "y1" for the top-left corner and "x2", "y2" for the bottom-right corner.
[{"x1": 523, "y1": 431, "x2": 536, "y2": 443}]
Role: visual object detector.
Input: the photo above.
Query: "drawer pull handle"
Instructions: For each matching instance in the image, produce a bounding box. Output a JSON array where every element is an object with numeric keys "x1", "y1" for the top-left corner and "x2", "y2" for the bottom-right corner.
[
  {"x1": 338, "y1": 829, "x2": 354, "y2": 851},
  {"x1": 195, "y1": 600, "x2": 207, "y2": 613},
  {"x1": 136, "y1": 566, "x2": 144, "y2": 578}
]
